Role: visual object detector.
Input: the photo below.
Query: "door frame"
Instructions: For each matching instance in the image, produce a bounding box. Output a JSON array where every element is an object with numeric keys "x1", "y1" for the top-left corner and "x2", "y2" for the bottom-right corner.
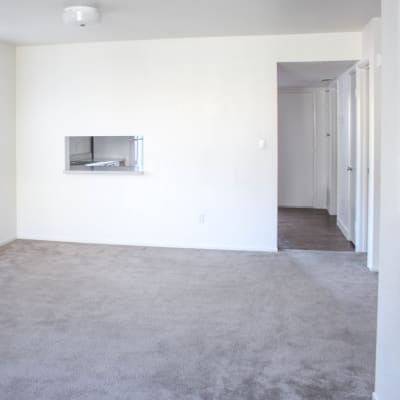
[
  {"x1": 276, "y1": 60, "x2": 373, "y2": 259},
  {"x1": 355, "y1": 61, "x2": 370, "y2": 253}
]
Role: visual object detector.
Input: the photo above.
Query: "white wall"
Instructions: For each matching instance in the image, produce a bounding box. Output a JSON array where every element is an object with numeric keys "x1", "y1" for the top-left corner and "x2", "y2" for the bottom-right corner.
[
  {"x1": 0, "y1": 43, "x2": 16, "y2": 246},
  {"x1": 374, "y1": 1, "x2": 400, "y2": 399},
  {"x1": 278, "y1": 89, "x2": 314, "y2": 207},
  {"x1": 16, "y1": 33, "x2": 361, "y2": 251},
  {"x1": 363, "y1": 17, "x2": 382, "y2": 271},
  {"x1": 278, "y1": 87, "x2": 329, "y2": 209}
]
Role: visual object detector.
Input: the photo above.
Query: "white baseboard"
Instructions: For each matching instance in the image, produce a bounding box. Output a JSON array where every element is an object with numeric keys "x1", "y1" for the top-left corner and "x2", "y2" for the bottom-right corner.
[
  {"x1": 0, "y1": 237, "x2": 16, "y2": 247},
  {"x1": 372, "y1": 392, "x2": 378, "y2": 400},
  {"x1": 337, "y1": 217, "x2": 350, "y2": 240},
  {"x1": 368, "y1": 264, "x2": 379, "y2": 273},
  {"x1": 367, "y1": 256, "x2": 379, "y2": 272},
  {"x1": 16, "y1": 235, "x2": 278, "y2": 253},
  {"x1": 278, "y1": 205, "x2": 313, "y2": 209}
]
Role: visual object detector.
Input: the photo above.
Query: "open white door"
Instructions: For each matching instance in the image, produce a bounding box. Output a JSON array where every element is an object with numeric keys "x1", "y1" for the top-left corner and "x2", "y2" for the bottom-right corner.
[
  {"x1": 348, "y1": 71, "x2": 357, "y2": 242},
  {"x1": 337, "y1": 71, "x2": 357, "y2": 242},
  {"x1": 327, "y1": 87, "x2": 338, "y2": 216},
  {"x1": 355, "y1": 62, "x2": 370, "y2": 253}
]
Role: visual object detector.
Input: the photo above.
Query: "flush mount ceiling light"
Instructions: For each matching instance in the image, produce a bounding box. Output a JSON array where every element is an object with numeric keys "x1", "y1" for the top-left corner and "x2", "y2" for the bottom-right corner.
[{"x1": 63, "y1": 6, "x2": 101, "y2": 27}]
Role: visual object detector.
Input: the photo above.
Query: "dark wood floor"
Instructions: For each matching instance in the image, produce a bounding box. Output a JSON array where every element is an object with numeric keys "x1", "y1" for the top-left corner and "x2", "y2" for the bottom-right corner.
[{"x1": 278, "y1": 207, "x2": 354, "y2": 251}]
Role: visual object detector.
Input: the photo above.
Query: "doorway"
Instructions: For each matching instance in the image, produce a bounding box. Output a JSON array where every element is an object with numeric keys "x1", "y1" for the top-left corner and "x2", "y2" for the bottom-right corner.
[{"x1": 277, "y1": 61, "x2": 365, "y2": 252}]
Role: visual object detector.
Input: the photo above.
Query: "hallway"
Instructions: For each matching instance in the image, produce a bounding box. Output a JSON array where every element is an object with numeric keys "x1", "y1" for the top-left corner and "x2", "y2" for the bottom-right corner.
[{"x1": 278, "y1": 208, "x2": 355, "y2": 251}]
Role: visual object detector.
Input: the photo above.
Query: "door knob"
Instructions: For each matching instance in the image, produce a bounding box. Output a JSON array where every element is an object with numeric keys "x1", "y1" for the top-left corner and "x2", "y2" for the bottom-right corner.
[{"x1": 347, "y1": 167, "x2": 353, "y2": 172}]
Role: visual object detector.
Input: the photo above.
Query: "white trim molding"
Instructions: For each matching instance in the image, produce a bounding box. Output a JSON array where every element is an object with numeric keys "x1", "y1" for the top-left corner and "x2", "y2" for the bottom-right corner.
[
  {"x1": 0, "y1": 238, "x2": 16, "y2": 248},
  {"x1": 337, "y1": 216, "x2": 351, "y2": 241},
  {"x1": 16, "y1": 236, "x2": 278, "y2": 253}
]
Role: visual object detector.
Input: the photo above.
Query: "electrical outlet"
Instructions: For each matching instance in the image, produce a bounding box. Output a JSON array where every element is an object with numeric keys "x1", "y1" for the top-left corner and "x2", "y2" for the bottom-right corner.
[{"x1": 199, "y1": 214, "x2": 206, "y2": 224}]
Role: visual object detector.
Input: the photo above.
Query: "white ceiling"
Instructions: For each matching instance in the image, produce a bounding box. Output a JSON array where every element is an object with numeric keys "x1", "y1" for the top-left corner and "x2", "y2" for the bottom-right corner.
[
  {"x1": 0, "y1": 0, "x2": 381, "y2": 45},
  {"x1": 278, "y1": 61, "x2": 358, "y2": 88}
]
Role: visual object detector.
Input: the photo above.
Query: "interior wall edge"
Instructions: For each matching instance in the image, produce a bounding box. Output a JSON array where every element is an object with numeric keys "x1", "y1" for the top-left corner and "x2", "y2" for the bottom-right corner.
[{"x1": 0, "y1": 41, "x2": 17, "y2": 244}]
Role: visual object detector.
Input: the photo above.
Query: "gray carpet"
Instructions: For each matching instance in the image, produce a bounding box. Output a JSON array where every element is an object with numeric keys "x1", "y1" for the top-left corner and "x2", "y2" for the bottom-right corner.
[{"x1": 0, "y1": 240, "x2": 377, "y2": 400}]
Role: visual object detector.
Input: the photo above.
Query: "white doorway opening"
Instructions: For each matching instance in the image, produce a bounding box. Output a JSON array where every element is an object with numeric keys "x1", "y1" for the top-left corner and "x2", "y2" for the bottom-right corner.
[{"x1": 277, "y1": 61, "x2": 372, "y2": 255}]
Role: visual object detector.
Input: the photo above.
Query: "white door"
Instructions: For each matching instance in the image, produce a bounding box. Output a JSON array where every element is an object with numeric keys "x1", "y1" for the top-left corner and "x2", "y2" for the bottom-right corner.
[
  {"x1": 337, "y1": 73, "x2": 357, "y2": 241},
  {"x1": 327, "y1": 87, "x2": 338, "y2": 216},
  {"x1": 348, "y1": 72, "x2": 357, "y2": 242},
  {"x1": 278, "y1": 91, "x2": 314, "y2": 207},
  {"x1": 356, "y1": 64, "x2": 370, "y2": 253}
]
